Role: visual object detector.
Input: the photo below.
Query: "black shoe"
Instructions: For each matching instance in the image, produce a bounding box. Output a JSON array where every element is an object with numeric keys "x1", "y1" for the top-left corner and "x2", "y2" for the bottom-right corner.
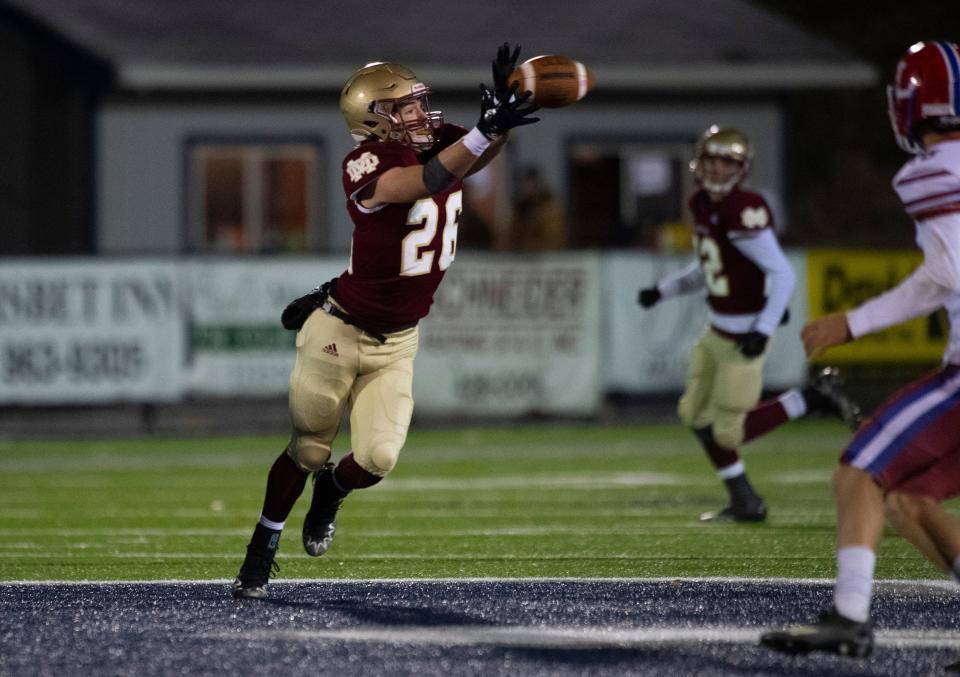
[
  {"x1": 302, "y1": 463, "x2": 347, "y2": 557},
  {"x1": 700, "y1": 497, "x2": 767, "y2": 522},
  {"x1": 803, "y1": 367, "x2": 863, "y2": 430},
  {"x1": 761, "y1": 607, "x2": 874, "y2": 658},
  {"x1": 232, "y1": 540, "x2": 280, "y2": 599},
  {"x1": 946, "y1": 659, "x2": 960, "y2": 672}
]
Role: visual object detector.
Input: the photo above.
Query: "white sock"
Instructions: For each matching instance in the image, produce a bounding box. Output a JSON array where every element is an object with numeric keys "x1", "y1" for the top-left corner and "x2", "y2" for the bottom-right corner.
[
  {"x1": 259, "y1": 515, "x2": 285, "y2": 531},
  {"x1": 778, "y1": 388, "x2": 807, "y2": 419},
  {"x1": 716, "y1": 460, "x2": 745, "y2": 480},
  {"x1": 834, "y1": 546, "x2": 875, "y2": 622},
  {"x1": 952, "y1": 554, "x2": 960, "y2": 584}
]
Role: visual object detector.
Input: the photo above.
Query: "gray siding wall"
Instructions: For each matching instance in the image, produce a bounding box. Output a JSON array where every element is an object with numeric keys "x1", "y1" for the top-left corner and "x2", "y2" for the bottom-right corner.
[{"x1": 96, "y1": 101, "x2": 781, "y2": 253}]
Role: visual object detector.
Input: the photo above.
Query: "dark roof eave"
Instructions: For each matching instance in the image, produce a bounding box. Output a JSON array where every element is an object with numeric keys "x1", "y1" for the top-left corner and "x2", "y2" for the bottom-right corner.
[{"x1": 117, "y1": 61, "x2": 878, "y2": 93}]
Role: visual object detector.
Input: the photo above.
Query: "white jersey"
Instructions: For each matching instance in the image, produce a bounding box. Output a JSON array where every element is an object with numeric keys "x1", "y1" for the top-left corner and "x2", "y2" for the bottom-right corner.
[{"x1": 846, "y1": 139, "x2": 960, "y2": 364}]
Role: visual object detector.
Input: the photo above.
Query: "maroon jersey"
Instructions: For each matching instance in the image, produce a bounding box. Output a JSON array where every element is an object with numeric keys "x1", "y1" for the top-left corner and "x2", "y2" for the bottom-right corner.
[
  {"x1": 688, "y1": 188, "x2": 775, "y2": 315},
  {"x1": 334, "y1": 124, "x2": 467, "y2": 331}
]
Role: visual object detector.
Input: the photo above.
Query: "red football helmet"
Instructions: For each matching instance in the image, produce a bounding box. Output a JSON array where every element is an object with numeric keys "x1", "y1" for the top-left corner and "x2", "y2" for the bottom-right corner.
[{"x1": 888, "y1": 41, "x2": 960, "y2": 154}]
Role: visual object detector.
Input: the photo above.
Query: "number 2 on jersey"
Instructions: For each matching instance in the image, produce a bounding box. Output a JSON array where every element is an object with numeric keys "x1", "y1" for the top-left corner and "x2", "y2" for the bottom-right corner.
[
  {"x1": 400, "y1": 191, "x2": 462, "y2": 276},
  {"x1": 696, "y1": 235, "x2": 729, "y2": 297}
]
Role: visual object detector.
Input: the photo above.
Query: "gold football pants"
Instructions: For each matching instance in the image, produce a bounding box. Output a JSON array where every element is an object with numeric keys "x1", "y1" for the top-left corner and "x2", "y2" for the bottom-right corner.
[
  {"x1": 285, "y1": 308, "x2": 418, "y2": 476},
  {"x1": 677, "y1": 327, "x2": 769, "y2": 448}
]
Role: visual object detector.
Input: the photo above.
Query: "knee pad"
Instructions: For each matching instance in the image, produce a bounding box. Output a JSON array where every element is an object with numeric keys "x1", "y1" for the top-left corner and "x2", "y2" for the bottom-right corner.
[
  {"x1": 678, "y1": 394, "x2": 715, "y2": 431},
  {"x1": 355, "y1": 439, "x2": 402, "y2": 477},
  {"x1": 285, "y1": 435, "x2": 332, "y2": 472},
  {"x1": 677, "y1": 395, "x2": 706, "y2": 430},
  {"x1": 712, "y1": 411, "x2": 746, "y2": 449}
]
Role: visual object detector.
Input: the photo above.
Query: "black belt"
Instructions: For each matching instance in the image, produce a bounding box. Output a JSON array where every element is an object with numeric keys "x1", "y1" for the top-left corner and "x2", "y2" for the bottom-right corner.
[
  {"x1": 320, "y1": 298, "x2": 417, "y2": 344},
  {"x1": 711, "y1": 326, "x2": 747, "y2": 341}
]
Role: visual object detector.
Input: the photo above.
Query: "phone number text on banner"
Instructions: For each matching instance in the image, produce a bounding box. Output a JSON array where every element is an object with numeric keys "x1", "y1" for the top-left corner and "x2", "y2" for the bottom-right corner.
[{"x1": 0, "y1": 261, "x2": 183, "y2": 403}]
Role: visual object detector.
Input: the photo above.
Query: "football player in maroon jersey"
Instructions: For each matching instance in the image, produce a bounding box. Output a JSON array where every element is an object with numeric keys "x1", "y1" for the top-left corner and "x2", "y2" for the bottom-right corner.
[
  {"x1": 762, "y1": 41, "x2": 960, "y2": 661},
  {"x1": 231, "y1": 44, "x2": 539, "y2": 599},
  {"x1": 638, "y1": 127, "x2": 861, "y2": 523}
]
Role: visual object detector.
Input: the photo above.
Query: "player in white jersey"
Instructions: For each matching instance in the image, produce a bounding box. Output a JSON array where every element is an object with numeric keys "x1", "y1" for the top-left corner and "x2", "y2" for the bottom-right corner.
[{"x1": 762, "y1": 41, "x2": 960, "y2": 661}]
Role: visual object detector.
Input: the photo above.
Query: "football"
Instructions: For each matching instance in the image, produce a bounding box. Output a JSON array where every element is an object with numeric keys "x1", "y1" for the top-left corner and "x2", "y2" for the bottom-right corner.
[{"x1": 507, "y1": 55, "x2": 594, "y2": 108}]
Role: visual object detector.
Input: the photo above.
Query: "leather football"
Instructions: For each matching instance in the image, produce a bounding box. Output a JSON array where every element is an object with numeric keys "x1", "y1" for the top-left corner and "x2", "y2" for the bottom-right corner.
[{"x1": 507, "y1": 55, "x2": 594, "y2": 108}]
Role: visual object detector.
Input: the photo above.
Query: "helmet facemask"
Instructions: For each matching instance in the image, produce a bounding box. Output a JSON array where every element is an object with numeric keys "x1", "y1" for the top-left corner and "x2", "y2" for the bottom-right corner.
[
  {"x1": 373, "y1": 89, "x2": 443, "y2": 152},
  {"x1": 340, "y1": 62, "x2": 444, "y2": 151},
  {"x1": 690, "y1": 127, "x2": 753, "y2": 197}
]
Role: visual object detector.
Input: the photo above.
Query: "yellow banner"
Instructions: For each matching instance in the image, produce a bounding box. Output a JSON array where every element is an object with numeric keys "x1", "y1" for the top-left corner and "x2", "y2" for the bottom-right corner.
[{"x1": 806, "y1": 250, "x2": 948, "y2": 363}]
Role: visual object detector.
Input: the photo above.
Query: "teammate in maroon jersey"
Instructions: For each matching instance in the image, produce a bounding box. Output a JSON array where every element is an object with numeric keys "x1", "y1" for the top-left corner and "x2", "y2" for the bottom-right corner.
[
  {"x1": 638, "y1": 126, "x2": 861, "y2": 522},
  {"x1": 231, "y1": 44, "x2": 539, "y2": 599}
]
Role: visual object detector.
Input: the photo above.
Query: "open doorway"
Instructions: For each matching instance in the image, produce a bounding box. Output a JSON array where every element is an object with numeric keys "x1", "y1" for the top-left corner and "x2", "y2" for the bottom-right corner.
[{"x1": 568, "y1": 136, "x2": 697, "y2": 250}]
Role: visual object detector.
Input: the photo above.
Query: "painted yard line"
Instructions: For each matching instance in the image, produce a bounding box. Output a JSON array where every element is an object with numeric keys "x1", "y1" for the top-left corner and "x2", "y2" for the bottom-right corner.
[
  {"x1": 0, "y1": 576, "x2": 953, "y2": 588},
  {"x1": 0, "y1": 511, "x2": 249, "y2": 519},
  {"x1": 773, "y1": 470, "x2": 834, "y2": 482},
  {"x1": 0, "y1": 552, "x2": 901, "y2": 562},
  {"x1": 384, "y1": 474, "x2": 690, "y2": 489},
  {"x1": 0, "y1": 512, "x2": 840, "y2": 522},
  {"x1": 198, "y1": 624, "x2": 960, "y2": 650},
  {"x1": 0, "y1": 472, "x2": 700, "y2": 490},
  {"x1": 0, "y1": 524, "x2": 802, "y2": 537},
  {"x1": 0, "y1": 509, "x2": 841, "y2": 521},
  {"x1": 0, "y1": 471, "x2": 843, "y2": 493},
  {"x1": 0, "y1": 448, "x2": 666, "y2": 473}
]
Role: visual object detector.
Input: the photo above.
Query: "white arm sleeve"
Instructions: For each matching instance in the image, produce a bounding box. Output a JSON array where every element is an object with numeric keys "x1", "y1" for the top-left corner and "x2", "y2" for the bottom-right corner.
[
  {"x1": 847, "y1": 217, "x2": 960, "y2": 338},
  {"x1": 731, "y1": 229, "x2": 796, "y2": 335},
  {"x1": 656, "y1": 258, "x2": 706, "y2": 300}
]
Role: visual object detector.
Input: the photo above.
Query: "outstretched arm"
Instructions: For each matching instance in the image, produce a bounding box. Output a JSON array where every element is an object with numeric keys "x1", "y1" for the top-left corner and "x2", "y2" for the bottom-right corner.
[
  {"x1": 638, "y1": 259, "x2": 705, "y2": 308},
  {"x1": 658, "y1": 259, "x2": 707, "y2": 299},
  {"x1": 363, "y1": 43, "x2": 536, "y2": 207},
  {"x1": 802, "y1": 219, "x2": 960, "y2": 357}
]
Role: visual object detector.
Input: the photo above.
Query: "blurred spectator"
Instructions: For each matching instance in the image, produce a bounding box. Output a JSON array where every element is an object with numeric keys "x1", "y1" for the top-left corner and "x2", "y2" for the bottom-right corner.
[{"x1": 511, "y1": 166, "x2": 568, "y2": 250}]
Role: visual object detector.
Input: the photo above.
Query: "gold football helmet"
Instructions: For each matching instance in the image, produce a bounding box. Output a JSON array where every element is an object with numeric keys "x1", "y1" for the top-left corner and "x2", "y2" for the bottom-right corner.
[
  {"x1": 689, "y1": 126, "x2": 754, "y2": 196},
  {"x1": 340, "y1": 62, "x2": 443, "y2": 151}
]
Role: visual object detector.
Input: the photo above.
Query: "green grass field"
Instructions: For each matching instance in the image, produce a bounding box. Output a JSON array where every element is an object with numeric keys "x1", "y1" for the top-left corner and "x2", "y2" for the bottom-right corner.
[{"x1": 1, "y1": 420, "x2": 955, "y2": 582}]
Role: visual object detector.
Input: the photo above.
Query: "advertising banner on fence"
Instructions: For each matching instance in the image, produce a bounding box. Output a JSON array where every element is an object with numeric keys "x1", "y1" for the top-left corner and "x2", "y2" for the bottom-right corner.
[
  {"x1": 413, "y1": 253, "x2": 603, "y2": 416},
  {"x1": 806, "y1": 249, "x2": 947, "y2": 363},
  {"x1": 602, "y1": 250, "x2": 808, "y2": 393},
  {"x1": 0, "y1": 252, "x2": 811, "y2": 407},
  {"x1": 185, "y1": 258, "x2": 344, "y2": 395},
  {"x1": 0, "y1": 260, "x2": 183, "y2": 403}
]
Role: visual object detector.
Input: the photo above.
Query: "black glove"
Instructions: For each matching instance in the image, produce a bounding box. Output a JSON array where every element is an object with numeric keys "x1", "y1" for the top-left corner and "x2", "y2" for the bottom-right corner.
[
  {"x1": 638, "y1": 287, "x2": 662, "y2": 308},
  {"x1": 476, "y1": 83, "x2": 540, "y2": 140},
  {"x1": 280, "y1": 282, "x2": 330, "y2": 330},
  {"x1": 737, "y1": 331, "x2": 769, "y2": 358},
  {"x1": 492, "y1": 42, "x2": 522, "y2": 102}
]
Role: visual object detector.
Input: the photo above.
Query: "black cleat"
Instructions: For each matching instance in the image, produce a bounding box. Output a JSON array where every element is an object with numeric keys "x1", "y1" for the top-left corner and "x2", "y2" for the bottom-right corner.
[
  {"x1": 761, "y1": 608, "x2": 874, "y2": 658},
  {"x1": 232, "y1": 541, "x2": 279, "y2": 599},
  {"x1": 946, "y1": 659, "x2": 960, "y2": 672},
  {"x1": 803, "y1": 367, "x2": 863, "y2": 430},
  {"x1": 302, "y1": 463, "x2": 346, "y2": 557},
  {"x1": 700, "y1": 497, "x2": 767, "y2": 522}
]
